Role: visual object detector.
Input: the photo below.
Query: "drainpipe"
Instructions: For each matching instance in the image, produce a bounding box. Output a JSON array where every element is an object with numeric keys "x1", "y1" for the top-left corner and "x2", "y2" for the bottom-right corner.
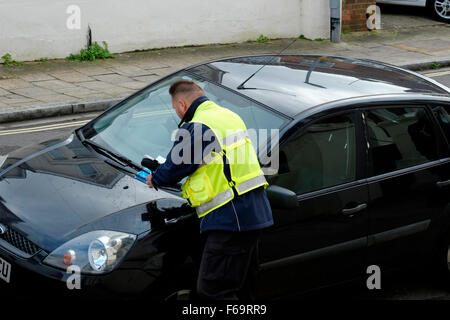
[{"x1": 330, "y1": 0, "x2": 342, "y2": 43}]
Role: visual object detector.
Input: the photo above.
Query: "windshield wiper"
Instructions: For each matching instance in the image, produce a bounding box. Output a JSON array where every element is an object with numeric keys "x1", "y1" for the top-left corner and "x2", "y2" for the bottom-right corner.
[{"x1": 82, "y1": 139, "x2": 143, "y2": 173}]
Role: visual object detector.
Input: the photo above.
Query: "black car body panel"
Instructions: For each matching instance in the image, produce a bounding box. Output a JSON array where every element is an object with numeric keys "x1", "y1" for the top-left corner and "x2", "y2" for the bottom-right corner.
[
  {"x1": 0, "y1": 129, "x2": 199, "y2": 296},
  {"x1": 0, "y1": 133, "x2": 171, "y2": 252}
]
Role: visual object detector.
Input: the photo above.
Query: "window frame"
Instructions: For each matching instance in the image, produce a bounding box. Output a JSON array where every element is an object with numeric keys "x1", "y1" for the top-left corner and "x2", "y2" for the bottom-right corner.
[
  {"x1": 430, "y1": 103, "x2": 450, "y2": 158},
  {"x1": 361, "y1": 104, "x2": 443, "y2": 179},
  {"x1": 269, "y1": 108, "x2": 366, "y2": 197}
]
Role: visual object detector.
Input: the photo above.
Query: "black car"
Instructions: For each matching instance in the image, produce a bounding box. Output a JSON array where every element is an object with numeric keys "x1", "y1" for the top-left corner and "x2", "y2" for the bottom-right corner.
[{"x1": 1, "y1": 55, "x2": 450, "y2": 300}]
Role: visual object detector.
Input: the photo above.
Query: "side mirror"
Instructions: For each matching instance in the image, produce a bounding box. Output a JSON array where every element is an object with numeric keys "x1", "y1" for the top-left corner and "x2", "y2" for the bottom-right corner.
[{"x1": 266, "y1": 185, "x2": 298, "y2": 210}]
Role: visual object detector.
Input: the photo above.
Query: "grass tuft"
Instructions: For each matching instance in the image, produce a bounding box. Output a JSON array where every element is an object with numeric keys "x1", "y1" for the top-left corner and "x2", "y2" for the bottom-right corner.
[
  {"x1": 66, "y1": 41, "x2": 114, "y2": 61},
  {"x1": 1, "y1": 53, "x2": 24, "y2": 66}
]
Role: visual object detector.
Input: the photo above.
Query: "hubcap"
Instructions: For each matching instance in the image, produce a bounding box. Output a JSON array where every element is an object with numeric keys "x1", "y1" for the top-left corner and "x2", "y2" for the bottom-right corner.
[{"x1": 435, "y1": 0, "x2": 450, "y2": 19}]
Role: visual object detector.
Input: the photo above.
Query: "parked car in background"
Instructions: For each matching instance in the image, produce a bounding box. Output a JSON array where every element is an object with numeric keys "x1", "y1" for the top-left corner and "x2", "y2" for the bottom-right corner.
[
  {"x1": 377, "y1": 0, "x2": 450, "y2": 22},
  {"x1": 1, "y1": 54, "x2": 450, "y2": 300}
]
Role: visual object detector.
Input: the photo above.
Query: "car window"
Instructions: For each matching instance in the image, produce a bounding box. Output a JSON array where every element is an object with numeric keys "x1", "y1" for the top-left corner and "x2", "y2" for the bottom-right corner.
[
  {"x1": 435, "y1": 106, "x2": 450, "y2": 147},
  {"x1": 268, "y1": 112, "x2": 357, "y2": 195},
  {"x1": 84, "y1": 72, "x2": 288, "y2": 166},
  {"x1": 364, "y1": 107, "x2": 438, "y2": 176}
]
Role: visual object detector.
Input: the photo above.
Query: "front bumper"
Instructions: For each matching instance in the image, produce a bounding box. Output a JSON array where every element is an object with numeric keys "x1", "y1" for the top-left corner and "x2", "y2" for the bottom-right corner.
[{"x1": 0, "y1": 242, "x2": 157, "y2": 299}]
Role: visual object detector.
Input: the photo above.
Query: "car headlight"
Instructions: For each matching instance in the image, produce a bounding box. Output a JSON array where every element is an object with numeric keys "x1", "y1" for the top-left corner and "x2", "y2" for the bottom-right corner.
[{"x1": 43, "y1": 230, "x2": 136, "y2": 274}]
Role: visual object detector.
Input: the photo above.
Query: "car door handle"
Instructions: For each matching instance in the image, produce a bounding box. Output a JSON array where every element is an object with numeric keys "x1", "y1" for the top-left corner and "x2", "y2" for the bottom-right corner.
[
  {"x1": 436, "y1": 179, "x2": 450, "y2": 188},
  {"x1": 342, "y1": 203, "x2": 367, "y2": 216}
]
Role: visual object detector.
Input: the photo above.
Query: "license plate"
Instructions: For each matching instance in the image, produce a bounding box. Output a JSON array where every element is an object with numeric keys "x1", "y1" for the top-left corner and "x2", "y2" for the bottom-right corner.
[{"x1": 0, "y1": 256, "x2": 11, "y2": 283}]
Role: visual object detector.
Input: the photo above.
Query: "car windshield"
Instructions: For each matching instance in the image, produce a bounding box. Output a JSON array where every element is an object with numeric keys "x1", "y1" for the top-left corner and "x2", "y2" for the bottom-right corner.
[{"x1": 81, "y1": 72, "x2": 288, "y2": 167}]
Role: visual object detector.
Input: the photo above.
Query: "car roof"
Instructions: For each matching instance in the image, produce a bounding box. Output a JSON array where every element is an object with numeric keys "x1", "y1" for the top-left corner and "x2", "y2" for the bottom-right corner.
[{"x1": 186, "y1": 54, "x2": 450, "y2": 118}]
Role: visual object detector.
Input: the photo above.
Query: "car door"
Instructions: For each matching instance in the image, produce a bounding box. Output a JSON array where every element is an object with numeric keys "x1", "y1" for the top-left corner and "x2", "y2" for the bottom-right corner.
[
  {"x1": 430, "y1": 103, "x2": 450, "y2": 237},
  {"x1": 257, "y1": 109, "x2": 369, "y2": 298},
  {"x1": 362, "y1": 104, "x2": 450, "y2": 271}
]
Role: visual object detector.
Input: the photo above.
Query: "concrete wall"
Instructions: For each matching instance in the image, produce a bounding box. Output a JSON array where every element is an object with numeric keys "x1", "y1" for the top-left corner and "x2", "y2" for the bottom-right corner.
[
  {"x1": 0, "y1": 0, "x2": 331, "y2": 62},
  {"x1": 299, "y1": 0, "x2": 331, "y2": 39}
]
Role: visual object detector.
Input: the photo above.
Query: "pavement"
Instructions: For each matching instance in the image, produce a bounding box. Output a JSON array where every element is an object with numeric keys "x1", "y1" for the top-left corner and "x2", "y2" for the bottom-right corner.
[{"x1": 0, "y1": 10, "x2": 450, "y2": 123}]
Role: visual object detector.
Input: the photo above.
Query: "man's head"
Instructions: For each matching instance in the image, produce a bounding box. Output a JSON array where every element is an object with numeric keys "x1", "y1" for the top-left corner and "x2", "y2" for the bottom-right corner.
[{"x1": 169, "y1": 80, "x2": 205, "y2": 119}]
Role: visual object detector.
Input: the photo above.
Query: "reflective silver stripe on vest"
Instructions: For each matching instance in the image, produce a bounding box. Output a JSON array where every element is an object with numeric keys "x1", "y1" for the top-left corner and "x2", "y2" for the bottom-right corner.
[
  {"x1": 236, "y1": 174, "x2": 267, "y2": 194},
  {"x1": 222, "y1": 130, "x2": 248, "y2": 147},
  {"x1": 196, "y1": 188, "x2": 234, "y2": 215}
]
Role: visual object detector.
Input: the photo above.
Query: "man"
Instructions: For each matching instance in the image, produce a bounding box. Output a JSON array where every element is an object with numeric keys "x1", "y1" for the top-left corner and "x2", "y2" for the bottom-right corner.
[{"x1": 146, "y1": 79, "x2": 274, "y2": 300}]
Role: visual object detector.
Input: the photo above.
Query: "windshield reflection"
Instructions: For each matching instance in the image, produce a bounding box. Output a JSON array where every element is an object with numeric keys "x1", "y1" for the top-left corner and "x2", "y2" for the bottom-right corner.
[{"x1": 83, "y1": 72, "x2": 288, "y2": 166}]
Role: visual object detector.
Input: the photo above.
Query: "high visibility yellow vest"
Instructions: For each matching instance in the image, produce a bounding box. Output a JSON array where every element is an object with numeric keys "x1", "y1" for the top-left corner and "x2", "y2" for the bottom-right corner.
[{"x1": 180, "y1": 100, "x2": 268, "y2": 218}]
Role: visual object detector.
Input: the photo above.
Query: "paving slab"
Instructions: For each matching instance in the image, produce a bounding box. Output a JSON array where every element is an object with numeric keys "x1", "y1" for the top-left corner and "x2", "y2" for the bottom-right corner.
[
  {"x1": 0, "y1": 79, "x2": 32, "y2": 90},
  {"x1": 77, "y1": 80, "x2": 120, "y2": 91},
  {"x1": 93, "y1": 74, "x2": 134, "y2": 84},
  {"x1": 49, "y1": 71, "x2": 94, "y2": 83},
  {"x1": 33, "y1": 79, "x2": 77, "y2": 90},
  {"x1": 117, "y1": 81, "x2": 148, "y2": 90},
  {"x1": 19, "y1": 73, "x2": 56, "y2": 82},
  {"x1": 35, "y1": 94, "x2": 79, "y2": 103},
  {"x1": 132, "y1": 74, "x2": 163, "y2": 83},
  {"x1": 52, "y1": 86, "x2": 99, "y2": 98},
  {"x1": 0, "y1": 94, "x2": 36, "y2": 103},
  {"x1": 3, "y1": 101, "x2": 40, "y2": 108},
  {"x1": 0, "y1": 87, "x2": 9, "y2": 96},
  {"x1": 109, "y1": 65, "x2": 157, "y2": 77},
  {"x1": 10, "y1": 86, "x2": 56, "y2": 98},
  {"x1": 71, "y1": 65, "x2": 116, "y2": 76}
]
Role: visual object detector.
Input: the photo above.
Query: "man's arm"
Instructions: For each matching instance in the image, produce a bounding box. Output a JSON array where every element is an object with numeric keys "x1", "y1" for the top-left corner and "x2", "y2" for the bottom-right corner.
[{"x1": 149, "y1": 122, "x2": 219, "y2": 188}]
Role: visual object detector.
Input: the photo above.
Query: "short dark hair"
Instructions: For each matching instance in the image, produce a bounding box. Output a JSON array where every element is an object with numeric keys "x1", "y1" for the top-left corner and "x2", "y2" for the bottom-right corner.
[{"x1": 169, "y1": 79, "x2": 204, "y2": 97}]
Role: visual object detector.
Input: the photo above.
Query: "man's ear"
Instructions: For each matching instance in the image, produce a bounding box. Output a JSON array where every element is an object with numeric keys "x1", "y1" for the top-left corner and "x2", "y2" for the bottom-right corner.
[
  {"x1": 174, "y1": 98, "x2": 184, "y2": 111},
  {"x1": 181, "y1": 98, "x2": 190, "y2": 112}
]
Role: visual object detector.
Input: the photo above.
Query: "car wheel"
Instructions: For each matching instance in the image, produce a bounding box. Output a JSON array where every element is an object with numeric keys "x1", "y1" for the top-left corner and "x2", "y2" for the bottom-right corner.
[{"x1": 428, "y1": 0, "x2": 450, "y2": 23}]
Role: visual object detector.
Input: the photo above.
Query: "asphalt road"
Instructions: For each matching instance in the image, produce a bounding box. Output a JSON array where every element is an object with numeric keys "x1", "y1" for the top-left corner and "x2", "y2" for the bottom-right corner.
[
  {"x1": 1, "y1": 69, "x2": 450, "y2": 300},
  {"x1": 423, "y1": 67, "x2": 450, "y2": 87}
]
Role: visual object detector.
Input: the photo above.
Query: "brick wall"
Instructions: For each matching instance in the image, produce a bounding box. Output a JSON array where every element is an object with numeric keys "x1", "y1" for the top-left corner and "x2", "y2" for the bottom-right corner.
[{"x1": 342, "y1": 0, "x2": 376, "y2": 32}]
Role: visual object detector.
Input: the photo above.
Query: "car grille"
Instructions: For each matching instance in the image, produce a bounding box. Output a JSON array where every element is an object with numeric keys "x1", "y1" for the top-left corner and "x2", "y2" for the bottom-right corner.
[{"x1": 0, "y1": 227, "x2": 41, "y2": 256}]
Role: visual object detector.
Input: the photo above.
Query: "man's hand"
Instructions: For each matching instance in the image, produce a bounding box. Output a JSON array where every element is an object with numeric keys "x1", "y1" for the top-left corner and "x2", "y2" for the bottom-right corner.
[{"x1": 146, "y1": 173, "x2": 154, "y2": 188}]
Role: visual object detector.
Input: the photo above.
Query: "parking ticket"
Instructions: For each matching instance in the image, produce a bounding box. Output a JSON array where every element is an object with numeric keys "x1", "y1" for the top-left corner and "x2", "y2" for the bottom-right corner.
[{"x1": 135, "y1": 168, "x2": 151, "y2": 183}]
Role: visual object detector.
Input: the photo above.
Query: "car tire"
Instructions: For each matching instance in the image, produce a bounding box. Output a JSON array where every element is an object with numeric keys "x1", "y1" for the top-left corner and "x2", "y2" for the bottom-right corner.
[{"x1": 428, "y1": 0, "x2": 450, "y2": 23}]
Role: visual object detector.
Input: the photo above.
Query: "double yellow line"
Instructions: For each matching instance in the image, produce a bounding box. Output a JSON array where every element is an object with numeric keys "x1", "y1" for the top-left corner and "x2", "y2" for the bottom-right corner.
[
  {"x1": 0, "y1": 119, "x2": 90, "y2": 136},
  {"x1": 424, "y1": 70, "x2": 450, "y2": 78}
]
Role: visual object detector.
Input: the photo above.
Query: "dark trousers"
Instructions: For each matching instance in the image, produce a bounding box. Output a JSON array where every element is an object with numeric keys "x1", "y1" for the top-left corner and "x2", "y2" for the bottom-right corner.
[{"x1": 196, "y1": 230, "x2": 260, "y2": 300}]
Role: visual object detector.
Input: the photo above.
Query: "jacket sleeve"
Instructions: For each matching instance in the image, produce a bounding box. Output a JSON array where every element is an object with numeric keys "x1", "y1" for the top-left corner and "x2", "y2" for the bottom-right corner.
[{"x1": 151, "y1": 122, "x2": 220, "y2": 188}]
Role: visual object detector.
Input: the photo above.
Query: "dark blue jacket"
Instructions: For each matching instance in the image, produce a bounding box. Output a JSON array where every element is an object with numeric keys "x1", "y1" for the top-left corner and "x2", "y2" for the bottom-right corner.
[{"x1": 151, "y1": 96, "x2": 274, "y2": 233}]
